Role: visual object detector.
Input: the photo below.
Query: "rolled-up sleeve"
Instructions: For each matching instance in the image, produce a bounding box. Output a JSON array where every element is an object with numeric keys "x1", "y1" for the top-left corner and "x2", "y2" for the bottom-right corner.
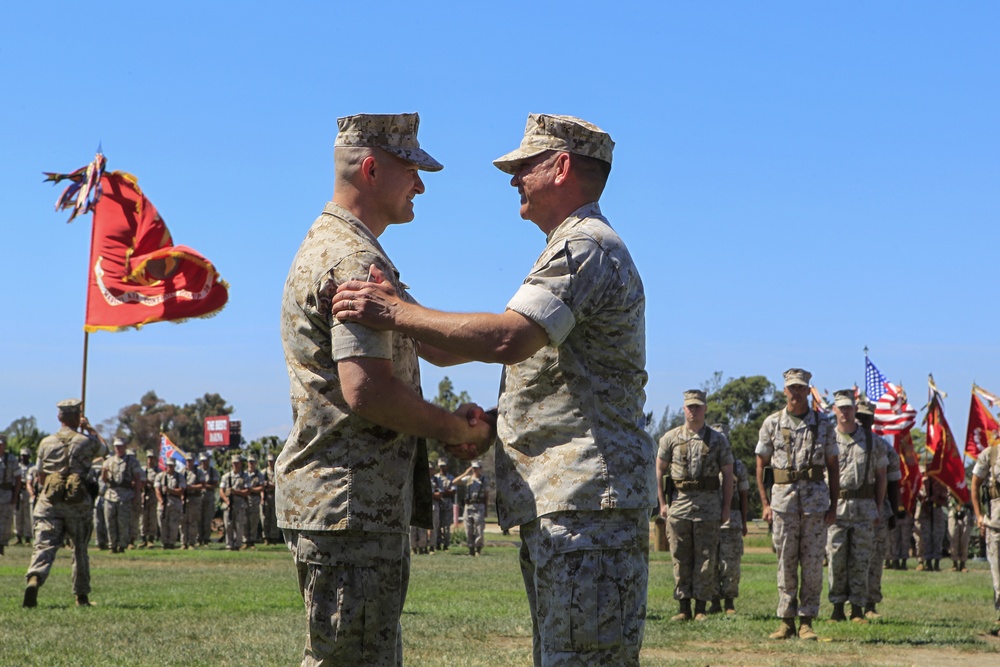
[
  {"x1": 332, "y1": 321, "x2": 393, "y2": 361},
  {"x1": 506, "y1": 283, "x2": 576, "y2": 346}
]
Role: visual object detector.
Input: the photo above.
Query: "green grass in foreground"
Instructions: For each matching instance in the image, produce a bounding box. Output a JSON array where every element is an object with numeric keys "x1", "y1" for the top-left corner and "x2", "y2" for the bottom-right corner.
[{"x1": 0, "y1": 526, "x2": 999, "y2": 666}]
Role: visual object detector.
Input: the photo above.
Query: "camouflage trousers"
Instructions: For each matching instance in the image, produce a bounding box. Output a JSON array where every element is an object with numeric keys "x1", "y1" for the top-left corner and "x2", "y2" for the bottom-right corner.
[
  {"x1": 248, "y1": 498, "x2": 261, "y2": 545},
  {"x1": 129, "y1": 497, "x2": 140, "y2": 542},
  {"x1": 917, "y1": 506, "x2": 946, "y2": 560},
  {"x1": 27, "y1": 512, "x2": 94, "y2": 595},
  {"x1": 717, "y1": 523, "x2": 744, "y2": 599},
  {"x1": 104, "y1": 498, "x2": 134, "y2": 551},
  {"x1": 200, "y1": 493, "x2": 216, "y2": 544},
  {"x1": 409, "y1": 525, "x2": 429, "y2": 551},
  {"x1": 15, "y1": 490, "x2": 32, "y2": 539},
  {"x1": 465, "y1": 503, "x2": 486, "y2": 551},
  {"x1": 288, "y1": 529, "x2": 409, "y2": 667},
  {"x1": 159, "y1": 500, "x2": 183, "y2": 548},
  {"x1": 436, "y1": 505, "x2": 452, "y2": 550},
  {"x1": 431, "y1": 502, "x2": 440, "y2": 550},
  {"x1": 772, "y1": 510, "x2": 826, "y2": 618},
  {"x1": 867, "y1": 515, "x2": 889, "y2": 604},
  {"x1": 0, "y1": 491, "x2": 14, "y2": 545},
  {"x1": 826, "y1": 519, "x2": 874, "y2": 606},
  {"x1": 182, "y1": 495, "x2": 202, "y2": 547},
  {"x1": 93, "y1": 496, "x2": 108, "y2": 548},
  {"x1": 987, "y1": 527, "x2": 1000, "y2": 610},
  {"x1": 947, "y1": 511, "x2": 973, "y2": 563},
  {"x1": 667, "y1": 516, "x2": 720, "y2": 602},
  {"x1": 140, "y1": 500, "x2": 159, "y2": 541},
  {"x1": 519, "y1": 509, "x2": 648, "y2": 667},
  {"x1": 224, "y1": 501, "x2": 247, "y2": 549},
  {"x1": 262, "y1": 493, "x2": 281, "y2": 542},
  {"x1": 889, "y1": 513, "x2": 913, "y2": 560}
]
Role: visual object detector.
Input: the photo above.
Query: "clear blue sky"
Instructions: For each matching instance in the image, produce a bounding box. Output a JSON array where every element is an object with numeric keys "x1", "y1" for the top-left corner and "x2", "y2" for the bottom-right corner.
[{"x1": 2, "y1": 3, "x2": 997, "y2": 446}]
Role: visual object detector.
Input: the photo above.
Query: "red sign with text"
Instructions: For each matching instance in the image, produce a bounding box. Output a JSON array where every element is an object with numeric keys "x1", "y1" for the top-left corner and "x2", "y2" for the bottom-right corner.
[{"x1": 204, "y1": 415, "x2": 230, "y2": 447}]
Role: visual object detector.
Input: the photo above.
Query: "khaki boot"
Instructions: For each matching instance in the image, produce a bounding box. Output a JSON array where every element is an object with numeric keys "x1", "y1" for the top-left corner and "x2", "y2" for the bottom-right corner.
[
  {"x1": 864, "y1": 602, "x2": 880, "y2": 620},
  {"x1": 671, "y1": 599, "x2": 692, "y2": 622},
  {"x1": 829, "y1": 602, "x2": 847, "y2": 622},
  {"x1": 75, "y1": 595, "x2": 91, "y2": 607},
  {"x1": 23, "y1": 575, "x2": 39, "y2": 608},
  {"x1": 915, "y1": 560, "x2": 926, "y2": 571},
  {"x1": 960, "y1": 561, "x2": 968, "y2": 573},
  {"x1": 707, "y1": 598, "x2": 723, "y2": 614},
  {"x1": 694, "y1": 599, "x2": 708, "y2": 621},
  {"x1": 850, "y1": 603, "x2": 868, "y2": 624},
  {"x1": 798, "y1": 617, "x2": 818, "y2": 641},
  {"x1": 724, "y1": 597, "x2": 736, "y2": 616},
  {"x1": 769, "y1": 617, "x2": 796, "y2": 640}
]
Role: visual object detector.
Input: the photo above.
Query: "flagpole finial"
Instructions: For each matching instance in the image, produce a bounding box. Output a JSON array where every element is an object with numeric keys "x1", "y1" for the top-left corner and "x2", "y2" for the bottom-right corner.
[{"x1": 864, "y1": 346, "x2": 869, "y2": 357}]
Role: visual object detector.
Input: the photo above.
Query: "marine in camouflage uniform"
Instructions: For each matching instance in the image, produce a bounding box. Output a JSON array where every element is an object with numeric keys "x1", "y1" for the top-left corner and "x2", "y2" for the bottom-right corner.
[
  {"x1": 23, "y1": 399, "x2": 108, "y2": 607},
  {"x1": 711, "y1": 423, "x2": 749, "y2": 616},
  {"x1": 101, "y1": 438, "x2": 142, "y2": 553},
  {"x1": 0, "y1": 435, "x2": 22, "y2": 554},
  {"x1": 947, "y1": 498, "x2": 974, "y2": 572},
  {"x1": 261, "y1": 453, "x2": 281, "y2": 545},
  {"x1": 277, "y1": 113, "x2": 490, "y2": 667},
  {"x1": 656, "y1": 390, "x2": 734, "y2": 621},
  {"x1": 889, "y1": 504, "x2": 914, "y2": 569},
  {"x1": 756, "y1": 369, "x2": 839, "y2": 641},
  {"x1": 433, "y1": 460, "x2": 456, "y2": 551},
  {"x1": 91, "y1": 460, "x2": 108, "y2": 550},
  {"x1": 139, "y1": 451, "x2": 159, "y2": 547},
  {"x1": 244, "y1": 456, "x2": 265, "y2": 547},
  {"x1": 971, "y1": 445, "x2": 1000, "y2": 631},
  {"x1": 455, "y1": 461, "x2": 488, "y2": 556},
  {"x1": 198, "y1": 453, "x2": 220, "y2": 545},
  {"x1": 156, "y1": 459, "x2": 186, "y2": 549},
  {"x1": 331, "y1": 114, "x2": 656, "y2": 667},
  {"x1": 15, "y1": 448, "x2": 34, "y2": 545},
  {"x1": 916, "y1": 477, "x2": 949, "y2": 571},
  {"x1": 220, "y1": 455, "x2": 250, "y2": 551},
  {"x1": 857, "y1": 397, "x2": 901, "y2": 618},
  {"x1": 181, "y1": 456, "x2": 205, "y2": 549},
  {"x1": 825, "y1": 390, "x2": 887, "y2": 624}
]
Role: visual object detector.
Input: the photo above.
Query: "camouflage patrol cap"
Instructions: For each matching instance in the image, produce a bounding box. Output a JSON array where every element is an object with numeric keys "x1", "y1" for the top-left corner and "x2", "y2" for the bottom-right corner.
[
  {"x1": 267, "y1": 453, "x2": 276, "y2": 462},
  {"x1": 856, "y1": 395, "x2": 875, "y2": 417},
  {"x1": 199, "y1": 452, "x2": 210, "y2": 461},
  {"x1": 56, "y1": 398, "x2": 83, "y2": 415},
  {"x1": 437, "y1": 458, "x2": 448, "y2": 466},
  {"x1": 146, "y1": 450, "x2": 156, "y2": 459},
  {"x1": 231, "y1": 453, "x2": 242, "y2": 462},
  {"x1": 471, "y1": 461, "x2": 482, "y2": 469},
  {"x1": 247, "y1": 455, "x2": 257, "y2": 463},
  {"x1": 783, "y1": 368, "x2": 812, "y2": 387},
  {"x1": 335, "y1": 113, "x2": 443, "y2": 172},
  {"x1": 20, "y1": 447, "x2": 31, "y2": 456},
  {"x1": 683, "y1": 389, "x2": 706, "y2": 406},
  {"x1": 113, "y1": 437, "x2": 126, "y2": 448},
  {"x1": 833, "y1": 389, "x2": 856, "y2": 408},
  {"x1": 493, "y1": 113, "x2": 614, "y2": 175}
]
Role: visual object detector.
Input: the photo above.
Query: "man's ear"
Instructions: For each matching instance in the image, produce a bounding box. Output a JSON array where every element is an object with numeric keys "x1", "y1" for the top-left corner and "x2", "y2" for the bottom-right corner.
[
  {"x1": 552, "y1": 152, "x2": 572, "y2": 186},
  {"x1": 360, "y1": 154, "x2": 378, "y2": 184}
]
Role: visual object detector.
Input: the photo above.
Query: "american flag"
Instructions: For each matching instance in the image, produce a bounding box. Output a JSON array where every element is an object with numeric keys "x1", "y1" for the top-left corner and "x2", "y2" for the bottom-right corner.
[{"x1": 865, "y1": 357, "x2": 917, "y2": 435}]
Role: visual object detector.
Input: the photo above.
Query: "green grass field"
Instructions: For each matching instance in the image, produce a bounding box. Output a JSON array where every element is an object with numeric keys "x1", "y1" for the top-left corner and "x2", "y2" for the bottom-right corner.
[{"x1": 1, "y1": 523, "x2": 999, "y2": 666}]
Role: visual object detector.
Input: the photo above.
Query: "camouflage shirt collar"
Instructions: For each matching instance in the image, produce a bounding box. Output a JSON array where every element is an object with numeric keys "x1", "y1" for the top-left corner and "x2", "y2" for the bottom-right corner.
[
  {"x1": 322, "y1": 201, "x2": 399, "y2": 278},
  {"x1": 545, "y1": 201, "x2": 604, "y2": 243}
]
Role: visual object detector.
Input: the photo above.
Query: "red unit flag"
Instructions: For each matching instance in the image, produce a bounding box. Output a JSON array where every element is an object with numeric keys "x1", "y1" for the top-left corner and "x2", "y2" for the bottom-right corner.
[
  {"x1": 925, "y1": 393, "x2": 971, "y2": 504},
  {"x1": 967, "y1": 388, "x2": 1000, "y2": 459},
  {"x1": 47, "y1": 153, "x2": 228, "y2": 331}
]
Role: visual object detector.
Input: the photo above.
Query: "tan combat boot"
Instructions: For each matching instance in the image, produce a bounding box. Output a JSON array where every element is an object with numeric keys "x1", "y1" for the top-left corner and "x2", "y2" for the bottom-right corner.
[
  {"x1": 769, "y1": 617, "x2": 796, "y2": 640},
  {"x1": 798, "y1": 617, "x2": 818, "y2": 640},
  {"x1": 849, "y1": 603, "x2": 868, "y2": 624},
  {"x1": 724, "y1": 598, "x2": 736, "y2": 616},
  {"x1": 864, "y1": 602, "x2": 881, "y2": 620},
  {"x1": 828, "y1": 602, "x2": 846, "y2": 622},
  {"x1": 707, "y1": 598, "x2": 723, "y2": 614},
  {"x1": 75, "y1": 595, "x2": 91, "y2": 607},
  {"x1": 23, "y1": 575, "x2": 39, "y2": 608},
  {"x1": 671, "y1": 598, "x2": 692, "y2": 622},
  {"x1": 694, "y1": 599, "x2": 708, "y2": 622}
]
